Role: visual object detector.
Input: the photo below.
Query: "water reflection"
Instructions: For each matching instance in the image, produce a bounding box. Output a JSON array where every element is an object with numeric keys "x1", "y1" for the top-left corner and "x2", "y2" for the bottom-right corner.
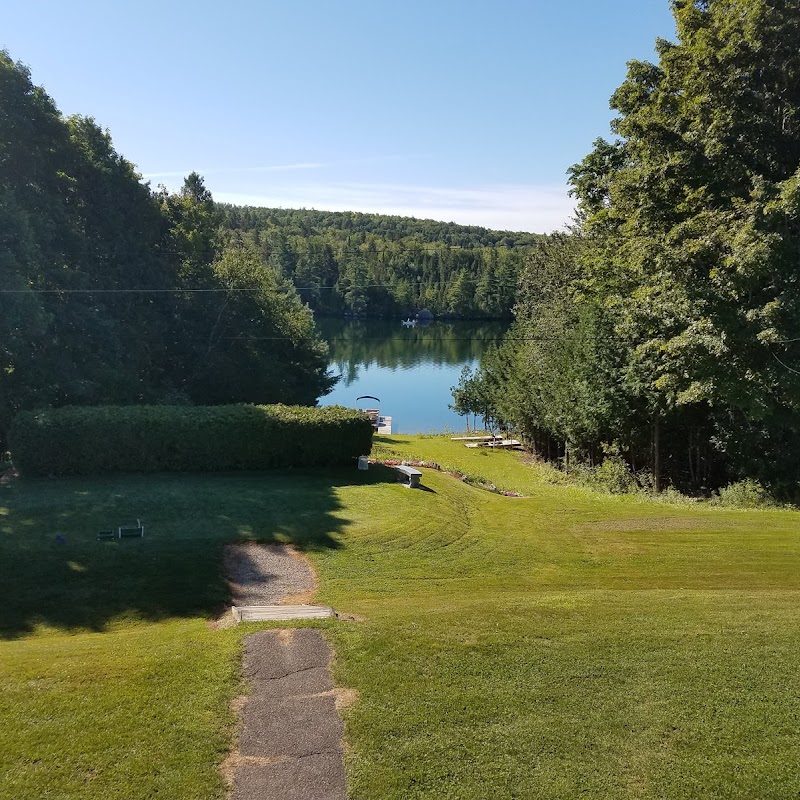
[
  {"x1": 317, "y1": 318, "x2": 507, "y2": 384},
  {"x1": 316, "y1": 318, "x2": 507, "y2": 433}
]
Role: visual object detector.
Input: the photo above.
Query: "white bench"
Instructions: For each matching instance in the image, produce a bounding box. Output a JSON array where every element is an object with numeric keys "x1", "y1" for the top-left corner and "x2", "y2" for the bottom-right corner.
[{"x1": 395, "y1": 465, "x2": 423, "y2": 489}]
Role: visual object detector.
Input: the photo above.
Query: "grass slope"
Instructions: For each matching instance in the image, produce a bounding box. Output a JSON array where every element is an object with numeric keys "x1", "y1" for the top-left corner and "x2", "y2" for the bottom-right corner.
[{"x1": 1, "y1": 437, "x2": 799, "y2": 798}]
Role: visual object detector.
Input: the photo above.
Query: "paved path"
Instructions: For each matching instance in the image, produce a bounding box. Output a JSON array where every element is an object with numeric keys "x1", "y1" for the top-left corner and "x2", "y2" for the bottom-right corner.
[{"x1": 228, "y1": 629, "x2": 346, "y2": 800}]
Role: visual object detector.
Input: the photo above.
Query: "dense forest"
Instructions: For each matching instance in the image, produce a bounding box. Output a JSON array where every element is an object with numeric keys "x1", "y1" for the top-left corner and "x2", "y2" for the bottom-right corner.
[
  {"x1": 8, "y1": 0, "x2": 799, "y2": 496},
  {"x1": 219, "y1": 206, "x2": 540, "y2": 318},
  {"x1": 0, "y1": 52, "x2": 333, "y2": 445},
  {"x1": 458, "y1": 0, "x2": 800, "y2": 497},
  {"x1": 0, "y1": 48, "x2": 539, "y2": 449}
]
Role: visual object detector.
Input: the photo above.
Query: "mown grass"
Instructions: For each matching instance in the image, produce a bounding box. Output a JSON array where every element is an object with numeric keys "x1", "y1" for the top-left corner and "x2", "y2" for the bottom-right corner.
[
  {"x1": 2, "y1": 437, "x2": 799, "y2": 798},
  {"x1": 0, "y1": 468, "x2": 376, "y2": 799}
]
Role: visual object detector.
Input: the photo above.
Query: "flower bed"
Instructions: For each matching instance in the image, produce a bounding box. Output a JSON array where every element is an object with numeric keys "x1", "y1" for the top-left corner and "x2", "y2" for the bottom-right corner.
[{"x1": 368, "y1": 458, "x2": 525, "y2": 498}]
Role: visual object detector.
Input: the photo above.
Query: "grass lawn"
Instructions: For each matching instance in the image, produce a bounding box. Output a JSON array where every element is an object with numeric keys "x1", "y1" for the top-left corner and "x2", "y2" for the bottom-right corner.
[{"x1": 2, "y1": 436, "x2": 799, "y2": 798}]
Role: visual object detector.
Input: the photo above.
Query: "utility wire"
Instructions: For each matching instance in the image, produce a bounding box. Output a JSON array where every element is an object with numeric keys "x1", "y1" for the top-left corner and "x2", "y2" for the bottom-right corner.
[
  {"x1": 770, "y1": 349, "x2": 800, "y2": 375},
  {"x1": 1, "y1": 244, "x2": 540, "y2": 259},
  {"x1": 228, "y1": 334, "x2": 613, "y2": 341},
  {"x1": 0, "y1": 279, "x2": 525, "y2": 294}
]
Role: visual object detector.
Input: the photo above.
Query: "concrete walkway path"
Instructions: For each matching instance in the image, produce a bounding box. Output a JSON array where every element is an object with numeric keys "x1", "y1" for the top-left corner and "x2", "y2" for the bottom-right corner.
[{"x1": 228, "y1": 629, "x2": 346, "y2": 800}]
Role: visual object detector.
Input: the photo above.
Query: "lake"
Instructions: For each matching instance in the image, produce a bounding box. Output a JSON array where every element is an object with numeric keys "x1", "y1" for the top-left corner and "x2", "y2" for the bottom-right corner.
[{"x1": 316, "y1": 318, "x2": 508, "y2": 434}]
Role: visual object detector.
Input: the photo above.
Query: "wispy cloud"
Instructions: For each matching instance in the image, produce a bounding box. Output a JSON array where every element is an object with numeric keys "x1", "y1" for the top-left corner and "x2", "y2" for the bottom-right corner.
[
  {"x1": 141, "y1": 162, "x2": 324, "y2": 179},
  {"x1": 141, "y1": 154, "x2": 418, "y2": 181},
  {"x1": 214, "y1": 182, "x2": 574, "y2": 233}
]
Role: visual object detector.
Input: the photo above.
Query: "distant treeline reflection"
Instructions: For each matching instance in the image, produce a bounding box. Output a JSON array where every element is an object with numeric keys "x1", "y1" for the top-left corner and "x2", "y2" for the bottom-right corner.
[{"x1": 317, "y1": 319, "x2": 507, "y2": 386}]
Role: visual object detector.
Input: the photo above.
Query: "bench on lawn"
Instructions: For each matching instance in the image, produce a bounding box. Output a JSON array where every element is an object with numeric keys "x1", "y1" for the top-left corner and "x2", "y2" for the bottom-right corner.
[{"x1": 395, "y1": 464, "x2": 423, "y2": 489}]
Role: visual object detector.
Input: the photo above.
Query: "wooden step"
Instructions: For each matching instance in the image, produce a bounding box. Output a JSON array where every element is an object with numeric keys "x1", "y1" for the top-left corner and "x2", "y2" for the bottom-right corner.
[{"x1": 232, "y1": 605, "x2": 335, "y2": 622}]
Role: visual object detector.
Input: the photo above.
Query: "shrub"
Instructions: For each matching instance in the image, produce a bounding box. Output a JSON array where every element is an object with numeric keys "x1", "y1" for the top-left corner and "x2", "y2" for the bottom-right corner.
[
  {"x1": 711, "y1": 479, "x2": 777, "y2": 509},
  {"x1": 9, "y1": 404, "x2": 373, "y2": 477},
  {"x1": 591, "y1": 455, "x2": 636, "y2": 494}
]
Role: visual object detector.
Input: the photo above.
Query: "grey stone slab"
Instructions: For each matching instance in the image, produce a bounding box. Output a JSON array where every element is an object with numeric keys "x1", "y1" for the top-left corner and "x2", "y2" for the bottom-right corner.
[
  {"x1": 231, "y1": 752, "x2": 346, "y2": 800},
  {"x1": 233, "y1": 628, "x2": 347, "y2": 800},
  {"x1": 239, "y1": 694, "x2": 343, "y2": 759},
  {"x1": 243, "y1": 630, "x2": 331, "y2": 681}
]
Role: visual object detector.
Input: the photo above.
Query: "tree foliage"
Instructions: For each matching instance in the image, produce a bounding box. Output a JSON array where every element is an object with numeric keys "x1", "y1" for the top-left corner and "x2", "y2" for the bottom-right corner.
[
  {"x1": 469, "y1": 0, "x2": 800, "y2": 495},
  {"x1": 0, "y1": 52, "x2": 333, "y2": 445},
  {"x1": 218, "y1": 205, "x2": 540, "y2": 319}
]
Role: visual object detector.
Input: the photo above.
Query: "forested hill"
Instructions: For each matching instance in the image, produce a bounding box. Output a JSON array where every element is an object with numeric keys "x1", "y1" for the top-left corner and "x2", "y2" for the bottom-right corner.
[
  {"x1": 220, "y1": 206, "x2": 541, "y2": 247},
  {"x1": 218, "y1": 205, "x2": 543, "y2": 318}
]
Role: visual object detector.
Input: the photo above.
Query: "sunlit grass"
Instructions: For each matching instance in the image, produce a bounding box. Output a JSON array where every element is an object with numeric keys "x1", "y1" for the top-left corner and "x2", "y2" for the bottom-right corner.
[{"x1": 2, "y1": 437, "x2": 799, "y2": 798}]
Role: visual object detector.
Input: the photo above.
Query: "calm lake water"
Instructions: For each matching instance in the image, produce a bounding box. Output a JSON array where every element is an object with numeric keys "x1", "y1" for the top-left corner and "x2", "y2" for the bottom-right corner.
[{"x1": 316, "y1": 318, "x2": 508, "y2": 434}]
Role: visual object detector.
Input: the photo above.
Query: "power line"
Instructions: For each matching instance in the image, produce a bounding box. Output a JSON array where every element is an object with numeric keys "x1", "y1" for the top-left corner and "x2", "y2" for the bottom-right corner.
[
  {"x1": 0, "y1": 287, "x2": 264, "y2": 294},
  {"x1": 1, "y1": 283, "x2": 798, "y2": 345},
  {"x1": 225, "y1": 332, "x2": 800, "y2": 344},
  {"x1": 770, "y1": 349, "x2": 800, "y2": 375},
  {"x1": 0, "y1": 279, "x2": 523, "y2": 294},
  {"x1": 2, "y1": 244, "x2": 540, "y2": 260},
  {"x1": 227, "y1": 335, "x2": 667, "y2": 343}
]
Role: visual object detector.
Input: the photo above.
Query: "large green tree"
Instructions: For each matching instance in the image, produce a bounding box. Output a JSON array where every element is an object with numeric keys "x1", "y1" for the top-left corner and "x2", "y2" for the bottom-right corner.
[
  {"x1": 472, "y1": 0, "x2": 800, "y2": 493},
  {"x1": 570, "y1": 0, "x2": 800, "y2": 490},
  {"x1": 0, "y1": 53, "x2": 335, "y2": 445}
]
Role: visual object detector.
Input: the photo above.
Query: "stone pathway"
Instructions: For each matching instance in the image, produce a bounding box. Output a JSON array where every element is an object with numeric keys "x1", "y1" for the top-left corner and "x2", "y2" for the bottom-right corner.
[{"x1": 228, "y1": 629, "x2": 346, "y2": 800}]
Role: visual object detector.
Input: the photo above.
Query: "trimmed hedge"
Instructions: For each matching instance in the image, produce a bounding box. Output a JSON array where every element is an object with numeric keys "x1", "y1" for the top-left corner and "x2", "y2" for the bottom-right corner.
[{"x1": 9, "y1": 404, "x2": 374, "y2": 477}]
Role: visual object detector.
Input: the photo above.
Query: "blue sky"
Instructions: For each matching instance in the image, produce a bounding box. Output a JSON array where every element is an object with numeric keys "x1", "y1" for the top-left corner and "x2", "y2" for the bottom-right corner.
[{"x1": 3, "y1": 1, "x2": 676, "y2": 232}]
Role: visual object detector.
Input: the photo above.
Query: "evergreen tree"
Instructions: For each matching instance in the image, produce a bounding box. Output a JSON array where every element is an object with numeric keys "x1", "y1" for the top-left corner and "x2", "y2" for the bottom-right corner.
[{"x1": 468, "y1": 2, "x2": 800, "y2": 494}]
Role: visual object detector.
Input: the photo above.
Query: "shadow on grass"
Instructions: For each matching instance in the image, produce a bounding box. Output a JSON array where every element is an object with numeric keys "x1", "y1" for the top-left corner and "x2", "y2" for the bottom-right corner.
[{"x1": 0, "y1": 467, "x2": 393, "y2": 639}]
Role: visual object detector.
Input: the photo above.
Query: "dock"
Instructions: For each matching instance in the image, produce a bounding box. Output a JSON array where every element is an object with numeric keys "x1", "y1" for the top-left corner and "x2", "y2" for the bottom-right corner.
[
  {"x1": 465, "y1": 439, "x2": 522, "y2": 450},
  {"x1": 361, "y1": 404, "x2": 392, "y2": 435},
  {"x1": 451, "y1": 435, "x2": 502, "y2": 442}
]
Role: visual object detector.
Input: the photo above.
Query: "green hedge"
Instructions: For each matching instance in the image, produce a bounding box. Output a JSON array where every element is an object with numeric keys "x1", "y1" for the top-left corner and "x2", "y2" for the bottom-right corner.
[{"x1": 9, "y1": 404, "x2": 374, "y2": 477}]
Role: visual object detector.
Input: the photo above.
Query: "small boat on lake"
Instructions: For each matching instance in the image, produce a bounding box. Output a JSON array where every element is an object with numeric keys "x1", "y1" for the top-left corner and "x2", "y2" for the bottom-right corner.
[{"x1": 401, "y1": 318, "x2": 416, "y2": 327}]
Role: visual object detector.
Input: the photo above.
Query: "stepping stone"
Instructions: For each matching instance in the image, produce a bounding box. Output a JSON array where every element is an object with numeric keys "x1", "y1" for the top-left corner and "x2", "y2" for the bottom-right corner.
[
  {"x1": 265, "y1": 667, "x2": 334, "y2": 699},
  {"x1": 239, "y1": 695, "x2": 342, "y2": 759},
  {"x1": 244, "y1": 630, "x2": 332, "y2": 681}
]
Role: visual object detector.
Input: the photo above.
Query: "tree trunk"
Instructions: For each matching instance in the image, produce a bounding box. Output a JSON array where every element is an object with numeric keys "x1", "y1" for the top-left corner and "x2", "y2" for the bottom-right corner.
[{"x1": 653, "y1": 417, "x2": 661, "y2": 493}]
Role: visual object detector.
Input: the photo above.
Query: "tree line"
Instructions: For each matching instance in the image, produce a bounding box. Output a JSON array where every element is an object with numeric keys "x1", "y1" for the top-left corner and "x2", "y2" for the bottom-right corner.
[
  {"x1": 0, "y1": 52, "x2": 333, "y2": 446},
  {"x1": 218, "y1": 205, "x2": 541, "y2": 319},
  {"x1": 457, "y1": 0, "x2": 800, "y2": 497}
]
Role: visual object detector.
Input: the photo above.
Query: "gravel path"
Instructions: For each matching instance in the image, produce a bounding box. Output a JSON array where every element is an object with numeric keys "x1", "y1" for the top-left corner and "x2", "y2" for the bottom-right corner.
[{"x1": 224, "y1": 543, "x2": 316, "y2": 606}]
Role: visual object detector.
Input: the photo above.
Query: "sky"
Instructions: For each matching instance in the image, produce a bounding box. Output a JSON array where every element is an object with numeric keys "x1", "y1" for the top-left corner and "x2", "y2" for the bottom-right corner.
[{"x1": 3, "y1": 1, "x2": 677, "y2": 232}]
